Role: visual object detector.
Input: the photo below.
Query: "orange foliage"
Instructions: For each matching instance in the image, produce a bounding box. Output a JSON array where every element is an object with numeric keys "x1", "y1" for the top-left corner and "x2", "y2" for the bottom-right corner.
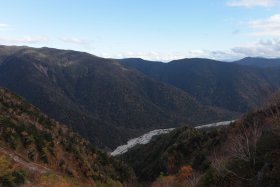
[
  {"x1": 178, "y1": 165, "x2": 193, "y2": 179},
  {"x1": 151, "y1": 175, "x2": 176, "y2": 187},
  {"x1": 21, "y1": 173, "x2": 76, "y2": 187}
]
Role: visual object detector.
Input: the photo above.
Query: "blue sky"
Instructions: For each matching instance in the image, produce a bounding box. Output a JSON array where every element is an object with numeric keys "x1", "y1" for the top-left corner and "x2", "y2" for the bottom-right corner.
[{"x1": 0, "y1": 0, "x2": 279, "y2": 61}]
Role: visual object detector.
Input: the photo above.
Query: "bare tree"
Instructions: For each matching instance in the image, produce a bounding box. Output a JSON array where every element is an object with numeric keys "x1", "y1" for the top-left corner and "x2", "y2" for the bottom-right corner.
[
  {"x1": 185, "y1": 172, "x2": 202, "y2": 187},
  {"x1": 228, "y1": 119, "x2": 263, "y2": 166},
  {"x1": 265, "y1": 91, "x2": 280, "y2": 116}
]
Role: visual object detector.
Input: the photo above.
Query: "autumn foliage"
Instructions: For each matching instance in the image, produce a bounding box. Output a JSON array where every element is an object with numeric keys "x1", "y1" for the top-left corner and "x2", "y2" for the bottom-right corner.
[
  {"x1": 0, "y1": 88, "x2": 134, "y2": 186},
  {"x1": 178, "y1": 165, "x2": 193, "y2": 179}
]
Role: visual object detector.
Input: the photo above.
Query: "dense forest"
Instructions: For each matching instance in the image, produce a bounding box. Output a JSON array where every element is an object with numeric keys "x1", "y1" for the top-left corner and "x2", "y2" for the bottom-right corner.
[
  {"x1": 122, "y1": 91, "x2": 280, "y2": 186},
  {"x1": 120, "y1": 58, "x2": 280, "y2": 113},
  {"x1": 0, "y1": 88, "x2": 135, "y2": 186}
]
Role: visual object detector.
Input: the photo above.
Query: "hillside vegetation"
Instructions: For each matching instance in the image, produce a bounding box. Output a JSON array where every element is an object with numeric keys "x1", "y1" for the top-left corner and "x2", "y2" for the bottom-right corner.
[
  {"x1": 122, "y1": 91, "x2": 280, "y2": 187},
  {"x1": 0, "y1": 88, "x2": 134, "y2": 186}
]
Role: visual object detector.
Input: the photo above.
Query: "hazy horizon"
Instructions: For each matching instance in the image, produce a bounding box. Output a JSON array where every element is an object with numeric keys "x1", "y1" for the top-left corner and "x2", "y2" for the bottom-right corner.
[{"x1": 0, "y1": 0, "x2": 280, "y2": 61}]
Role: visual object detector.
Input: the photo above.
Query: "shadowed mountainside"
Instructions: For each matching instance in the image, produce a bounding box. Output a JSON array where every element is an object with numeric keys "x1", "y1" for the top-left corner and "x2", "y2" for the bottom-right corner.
[
  {"x1": 235, "y1": 57, "x2": 280, "y2": 68},
  {"x1": 120, "y1": 58, "x2": 280, "y2": 113},
  {"x1": 0, "y1": 46, "x2": 233, "y2": 149}
]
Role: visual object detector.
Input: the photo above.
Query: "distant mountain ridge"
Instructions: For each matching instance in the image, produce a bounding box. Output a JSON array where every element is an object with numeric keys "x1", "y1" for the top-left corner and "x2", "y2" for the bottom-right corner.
[
  {"x1": 234, "y1": 57, "x2": 280, "y2": 68},
  {"x1": 0, "y1": 45, "x2": 232, "y2": 149},
  {"x1": 120, "y1": 57, "x2": 280, "y2": 113},
  {"x1": 120, "y1": 57, "x2": 280, "y2": 68}
]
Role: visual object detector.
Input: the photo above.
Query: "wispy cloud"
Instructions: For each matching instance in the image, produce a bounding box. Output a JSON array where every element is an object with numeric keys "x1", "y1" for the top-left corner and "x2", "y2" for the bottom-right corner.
[
  {"x1": 61, "y1": 37, "x2": 92, "y2": 46},
  {"x1": 232, "y1": 39, "x2": 280, "y2": 57},
  {"x1": 101, "y1": 39, "x2": 280, "y2": 61},
  {"x1": 249, "y1": 14, "x2": 280, "y2": 36},
  {"x1": 101, "y1": 50, "x2": 239, "y2": 62},
  {"x1": 0, "y1": 23, "x2": 9, "y2": 30},
  {"x1": 0, "y1": 36, "x2": 49, "y2": 44},
  {"x1": 102, "y1": 51, "x2": 187, "y2": 62},
  {"x1": 227, "y1": 0, "x2": 278, "y2": 7}
]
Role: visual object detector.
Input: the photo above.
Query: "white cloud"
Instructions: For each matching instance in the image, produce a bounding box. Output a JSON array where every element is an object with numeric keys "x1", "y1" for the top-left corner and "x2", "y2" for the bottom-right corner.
[
  {"x1": 102, "y1": 51, "x2": 187, "y2": 62},
  {"x1": 0, "y1": 36, "x2": 49, "y2": 44},
  {"x1": 100, "y1": 39, "x2": 280, "y2": 61},
  {"x1": 100, "y1": 50, "x2": 238, "y2": 62},
  {"x1": 249, "y1": 14, "x2": 280, "y2": 36},
  {"x1": 61, "y1": 37, "x2": 92, "y2": 46},
  {"x1": 0, "y1": 23, "x2": 9, "y2": 30},
  {"x1": 227, "y1": 0, "x2": 278, "y2": 7},
  {"x1": 232, "y1": 39, "x2": 280, "y2": 57}
]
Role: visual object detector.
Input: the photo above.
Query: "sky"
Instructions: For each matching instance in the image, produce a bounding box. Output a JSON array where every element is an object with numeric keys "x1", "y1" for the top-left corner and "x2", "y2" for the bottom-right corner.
[{"x1": 0, "y1": 0, "x2": 280, "y2": 61}]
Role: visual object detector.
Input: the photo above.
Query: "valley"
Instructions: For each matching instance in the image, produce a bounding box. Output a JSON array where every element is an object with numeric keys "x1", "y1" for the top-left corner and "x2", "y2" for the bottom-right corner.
[
  {"x1": 1, "y1": 1, "x2": 280, "y2": 186},
  {"x1": 111, "y1": 120, "x2": 235, "y2": 156},
  {"x1": 0, "y1": 46, "x2": 235, "y2": 149},
  {"x1": 0, "y1": 46, "x2": 280, "y2": 187},
  {"x1": 121, "y1": 92, "x2": 280, "y2": 186}
]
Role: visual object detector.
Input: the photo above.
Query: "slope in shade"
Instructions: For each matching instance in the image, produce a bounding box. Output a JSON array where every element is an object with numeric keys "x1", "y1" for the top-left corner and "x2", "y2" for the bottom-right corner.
[
  {"x1": 0, "y1": 45, "x2": 233, "y2": 149},
  {"x1": 235, "y1": 57, "x2": 280, "y2": 68},
  {"x1": 120, "y1": 58, "x2": 280, "y2": 113}
]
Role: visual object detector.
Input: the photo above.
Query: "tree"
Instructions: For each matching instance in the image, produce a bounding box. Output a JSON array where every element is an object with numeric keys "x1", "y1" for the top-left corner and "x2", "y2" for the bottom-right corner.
[
  {"x1": 0, "y1": 155, "x2": 26, "y2": 186},
  {"x1": 228, "y1": 119, "x2": 262, "y2": 167},
  {"x1": 178, "y1": 165, "x2": 193, "y2": 179}
]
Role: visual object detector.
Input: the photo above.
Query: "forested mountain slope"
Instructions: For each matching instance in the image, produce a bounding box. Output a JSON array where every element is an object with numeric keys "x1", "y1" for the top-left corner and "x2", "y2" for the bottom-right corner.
[
  {"x1": 0, "y1": 46, "x2": 233, "y2": 149},
  {"x1": 120, "y1": 58, "x2": 280, "y2": 113},
  {"x1": 122, "y1": 91, "x2": 280, "y2": 187},
  {"x1": 0, "y1": 88, "x2": 134, "y2": 186}
]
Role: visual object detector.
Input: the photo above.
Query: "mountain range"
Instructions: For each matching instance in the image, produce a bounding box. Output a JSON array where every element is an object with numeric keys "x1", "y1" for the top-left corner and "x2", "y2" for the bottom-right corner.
[
  {"x1": 1, "y1": 45, "x2": 280, "y2": 150},
  {"x1": 120, "y1": 57, "x2": 280, "y2": 113},
  {"x1": 234, "y1": 57, "x2": 280, "y2": 68},
  {"x1": 0, "y1": 46, "x2": 232, "y2": 149},
  {"x1": 1, "y1": 45, "x2": 280, "y2": 186}
]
